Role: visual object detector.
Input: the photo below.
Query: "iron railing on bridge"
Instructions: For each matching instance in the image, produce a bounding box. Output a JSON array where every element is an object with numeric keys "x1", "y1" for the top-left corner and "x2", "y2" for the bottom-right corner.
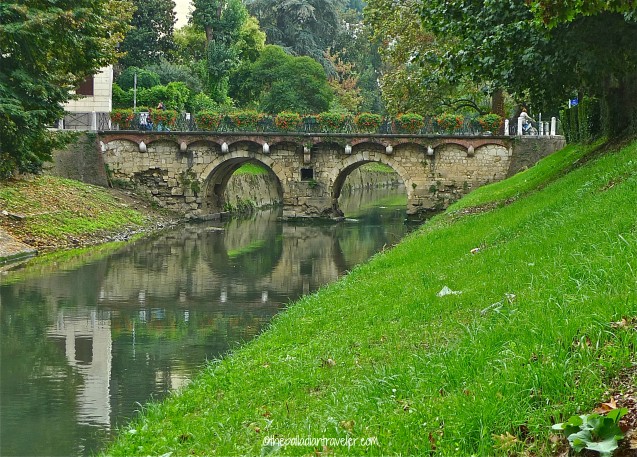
[{"x1": 57, "y1": 112, "x2": 562, "y2": 136}]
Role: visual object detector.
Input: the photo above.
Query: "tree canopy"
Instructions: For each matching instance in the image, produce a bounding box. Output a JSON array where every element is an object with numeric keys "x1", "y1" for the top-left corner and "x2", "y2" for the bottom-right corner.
[
  {"x1": 0, "y1": 0, "x2": 133, "y2": 178},
  {"x1": 528, "y1": 0, "x2": 637, "y2": 27},
  {"x1": 192, "y1": 0, "x2": 248, "y2": 101},
  {"x1": 419, "y1": 0, "x2": 637, "y2": 136},
  {"x1": 118, "y1": 0, "x2": 177, "y2": 68},
  {"x1": 229, "y1": 45, "x2": 333, "y2": 114},
  {"x1": 246, "y1": 0, "x2": 345, "y2": 71}
]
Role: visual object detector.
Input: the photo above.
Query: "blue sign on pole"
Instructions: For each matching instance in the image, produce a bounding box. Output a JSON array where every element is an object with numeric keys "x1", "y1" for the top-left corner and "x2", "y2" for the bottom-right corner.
[{"x1": 569, "y1": 98, "x2": 579, "y2": 108}]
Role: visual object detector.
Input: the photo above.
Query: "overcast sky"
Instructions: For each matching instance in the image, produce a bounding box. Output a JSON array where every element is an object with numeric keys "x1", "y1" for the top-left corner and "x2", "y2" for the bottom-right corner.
[{"x1": 174, "y1": 0, "x2": 192, "y2": 28}]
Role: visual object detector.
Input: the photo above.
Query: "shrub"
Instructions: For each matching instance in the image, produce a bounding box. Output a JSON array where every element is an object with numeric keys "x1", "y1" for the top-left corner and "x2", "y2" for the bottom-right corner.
[
  {"x1": 149, "y1": 109, "x2": 178, "y2": 127},
  {"x1": 477, "y1": 113, "x2": 503, "y2": 133},
  {"x1": 195, "y1": 111, "x2": 224, "y2": 131},
  {"x1": 436, "y1": 113, "x2": 464, "y2": 133},
  {"x1": 164, "y1": 82, "x2": 191, "y2": 112},
  {"x1": 227, "y1": 110, "x2": 264, "y2": 131},
  {"x1": 110, "y1": 109, "x2": 135, "y2": 129},
  {"x1": 112, "y1": 83, "x2": 133, "y2": 109},
  {"x1": 190, "y1": 92, "x2": 219, "y2": 113},
  {"x1": 394, "y1": 113, "x2": 425, "y2": 133},
  {"x1": 274, "y1": 112, "x2": 302, "y2": 132},
  {"x1": 317, "y1": 112, "x2": 352, "y2": 132},
  {"x1": 354, "y1": 113, "x2": 383, "y2": 133}
]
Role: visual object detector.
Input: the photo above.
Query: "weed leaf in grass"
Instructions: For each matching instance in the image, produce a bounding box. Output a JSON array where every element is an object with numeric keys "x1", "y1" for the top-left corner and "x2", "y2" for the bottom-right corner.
[
  {"x1": 552, "y1": 414, "x2": 584, "y2": 436},
  {"x1": 553, "y1": 409, "x2": 628, "y2": 457}
]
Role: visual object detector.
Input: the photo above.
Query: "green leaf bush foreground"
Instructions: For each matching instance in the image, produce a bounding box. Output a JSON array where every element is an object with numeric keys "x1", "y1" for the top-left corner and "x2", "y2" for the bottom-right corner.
[{"x1": 106, "y1": 139, "x2": 637, "y2": 456}]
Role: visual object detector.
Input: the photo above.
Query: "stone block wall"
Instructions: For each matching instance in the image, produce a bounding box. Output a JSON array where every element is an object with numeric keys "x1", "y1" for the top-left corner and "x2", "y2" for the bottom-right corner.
[{"x1": 45, "y1": 133, "x2": 109, "y2": 187}]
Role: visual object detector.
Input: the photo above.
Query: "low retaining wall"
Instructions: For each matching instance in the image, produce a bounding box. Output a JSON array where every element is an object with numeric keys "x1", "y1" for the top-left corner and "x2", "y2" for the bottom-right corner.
[
  {"x1": 44, "y1": 134, "x2": 109, "y2": 187},
  {"x1": 508, "y1": 136, "x2": 567, "y2": 177}
]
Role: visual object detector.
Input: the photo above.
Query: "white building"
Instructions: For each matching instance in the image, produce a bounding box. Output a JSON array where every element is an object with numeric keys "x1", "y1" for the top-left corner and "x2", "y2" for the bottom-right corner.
[{"x1": 61, "y1": 66, "x2": 113, "y2": 130}]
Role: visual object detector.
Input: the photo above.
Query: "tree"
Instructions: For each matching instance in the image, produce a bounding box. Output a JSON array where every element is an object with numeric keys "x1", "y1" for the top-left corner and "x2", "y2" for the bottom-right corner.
[
  {"x1": 364, "y1": 0, "x2": 487, "y2": 116},
  {"x1": 235, "y1": 16, "x2": 266, "y2": 63},
  {"x1": 527, "y1": 3, "x2": 637, "y2": 136},
  {"x1": 146, "y1": 60, "x2": 205, "y2": 94},
  {"x1": 229, "y1": 45, "x2": 333, "y2": 113},
  {"x1": 0, "y1": 0, "x2": 133, "y2": 178},
  {"x1": 333, "y1": 6, "x2": 384, "y2": 113},
  {"x1": 116, "y1": 67, "x2": 161, "y2": 90},
  {"x1": 192, "y1": 0, "x2": 248, "y2": 101},
  {"x1": 324, "y1": 50, "x2": 362, "y2": 113},
  {"x1": 246, "y1": 0, "x2": 345, "y2": 71},
  {"x1": 420, "y1": 0, "x2": 559, "y2": 117},
  {"x1": 172, "y1": 24, "x2": 207, "y2": 65},
  {"x1": 118, "y1": 0, "x2": 177, "y2": 68},
  {"x1": 420, "y1": 0, "x2": 637, "y2": 136}
]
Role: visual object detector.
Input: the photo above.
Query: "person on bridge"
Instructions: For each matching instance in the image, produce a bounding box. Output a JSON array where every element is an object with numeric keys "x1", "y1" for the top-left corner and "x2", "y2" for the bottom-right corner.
[{"x1": 520, "y1": 108, "x2": 535, "y2": 134}]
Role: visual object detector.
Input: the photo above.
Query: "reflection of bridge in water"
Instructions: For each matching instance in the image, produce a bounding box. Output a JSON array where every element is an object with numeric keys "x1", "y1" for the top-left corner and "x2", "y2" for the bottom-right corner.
[
  {"x1": 97, "y1": 131, "x2": 565, "y2": 219},
  {"x1": 97, "y1": 210, "x2": 353, "y2": 306}
]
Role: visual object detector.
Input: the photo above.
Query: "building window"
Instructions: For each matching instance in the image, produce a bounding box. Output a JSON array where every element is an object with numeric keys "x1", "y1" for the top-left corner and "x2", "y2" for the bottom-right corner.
[
  {"x1": 76, "y1": 75, "x2": 94, "y2": 96},
  {"x1": 75, "y1": 337, "x2": 93, "y2": 365}
]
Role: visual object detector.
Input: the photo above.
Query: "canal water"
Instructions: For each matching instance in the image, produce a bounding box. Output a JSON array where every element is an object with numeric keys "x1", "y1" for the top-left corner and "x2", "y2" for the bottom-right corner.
[{"x1": 0, "y1": 186, "x2": 416, "y2": 457}]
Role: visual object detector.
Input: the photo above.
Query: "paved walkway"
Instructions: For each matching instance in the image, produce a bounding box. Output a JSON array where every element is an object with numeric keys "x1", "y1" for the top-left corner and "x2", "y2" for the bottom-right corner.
[{"x1": 0, "y1": 227, "x2": 37, "y2": 264}]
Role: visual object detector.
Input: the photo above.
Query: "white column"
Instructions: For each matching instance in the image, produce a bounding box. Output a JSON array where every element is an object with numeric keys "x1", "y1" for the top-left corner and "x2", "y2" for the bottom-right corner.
[
  {"x1": 539, "y1": 122, "x2": 544, "y2": 136},
  {"x1": 504, "y1": 119, "x2": 510, "y2": 136},
  {"x1": 90, "y1": 111, "x2": 97, "y2": 131},
  {"x1": 517, "y1": 116, "x2": 524, "y2": 136},
  {"x1": 550, "y1": 117, "x2": 557, "y2": 136}
]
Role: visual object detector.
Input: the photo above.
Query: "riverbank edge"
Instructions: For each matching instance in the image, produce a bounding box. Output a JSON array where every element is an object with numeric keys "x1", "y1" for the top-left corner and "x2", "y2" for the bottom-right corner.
[
  {"x1": 104, "y1": 138, "x2": 637, "y2": 456},
  {"x1": 0, "y1": 227, "x2": 37, "y2": 264},
  {"x1": 0, "y1": 165, "x2": 401, "y2": 267},
  {"x1": 0, "y1": 176, "x2": 180, "y2": 268}
]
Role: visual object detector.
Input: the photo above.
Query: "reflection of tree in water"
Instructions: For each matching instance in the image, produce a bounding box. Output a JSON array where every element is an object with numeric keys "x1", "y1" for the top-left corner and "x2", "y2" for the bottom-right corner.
[
  {"x1": 1, "y1": 191, "x2": 419, "y2": 457},
  {"x1": 336, "y1": 187, "x2": 413, "y2": 268},
  {"x1": 109, "y1": 307, "x2": 270, "y2": 429}
]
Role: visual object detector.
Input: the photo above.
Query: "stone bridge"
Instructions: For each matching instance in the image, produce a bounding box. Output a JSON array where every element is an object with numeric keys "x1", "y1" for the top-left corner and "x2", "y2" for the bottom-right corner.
[{"x1": 97, "y1": 131, "x2": 565, "y2": 219}]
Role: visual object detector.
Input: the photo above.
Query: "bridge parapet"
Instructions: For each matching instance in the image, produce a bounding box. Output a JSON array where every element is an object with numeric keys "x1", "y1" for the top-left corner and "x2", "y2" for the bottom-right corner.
[{"x1": 97, "y1": 131, "x2": 565, "y2": 220}]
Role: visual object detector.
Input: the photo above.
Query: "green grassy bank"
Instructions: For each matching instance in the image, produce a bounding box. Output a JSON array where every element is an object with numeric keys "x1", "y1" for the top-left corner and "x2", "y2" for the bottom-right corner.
[
  {"x1": 106, "y1": 140, "x2": 637, "y2": 456},
  {"x1": 0, "y1": 175, "x2": 166, "y2": 252}
]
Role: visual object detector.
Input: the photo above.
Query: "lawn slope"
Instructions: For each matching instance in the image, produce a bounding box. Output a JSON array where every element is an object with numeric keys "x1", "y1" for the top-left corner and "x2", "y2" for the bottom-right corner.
[
  {"x1": 106, "y1": 140, "x2": 637, "y2": 456},
  {"x1": 0, "y1": 175, "x2": 169, "y2": 252}
]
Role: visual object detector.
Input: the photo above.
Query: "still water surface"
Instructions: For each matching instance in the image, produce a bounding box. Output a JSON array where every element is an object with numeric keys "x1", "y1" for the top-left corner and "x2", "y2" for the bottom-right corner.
[{"x1": 0, "y1": 186, "x2": 416, "y2": 457}]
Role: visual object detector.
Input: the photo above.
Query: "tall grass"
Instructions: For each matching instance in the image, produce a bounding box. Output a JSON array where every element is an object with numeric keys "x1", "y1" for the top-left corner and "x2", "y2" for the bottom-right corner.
[{"x1": 106, "y1": 140, "x2": 637, "y2": 456}]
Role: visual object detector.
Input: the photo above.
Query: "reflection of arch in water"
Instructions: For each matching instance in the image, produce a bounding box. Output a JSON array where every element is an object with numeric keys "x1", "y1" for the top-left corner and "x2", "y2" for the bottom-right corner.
[
  {"x1": 330, "y1": 143, "x2": 410, "y2": 216},
  {"x1": 199, "y1": 211, "x2": 284, "y2": 280},
  {"x1": 199, "y1": 141, "x2": 285, "y2": 214}
]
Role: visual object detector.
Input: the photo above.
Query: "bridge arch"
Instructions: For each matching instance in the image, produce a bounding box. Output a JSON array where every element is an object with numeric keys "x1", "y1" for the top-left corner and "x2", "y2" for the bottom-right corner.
[
  {"x1": 329, "y1": 150, "x2": 412, "y2": 215},
  {"x1": 199, "y1": 149, "x2": 287, "y2": 214}
]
